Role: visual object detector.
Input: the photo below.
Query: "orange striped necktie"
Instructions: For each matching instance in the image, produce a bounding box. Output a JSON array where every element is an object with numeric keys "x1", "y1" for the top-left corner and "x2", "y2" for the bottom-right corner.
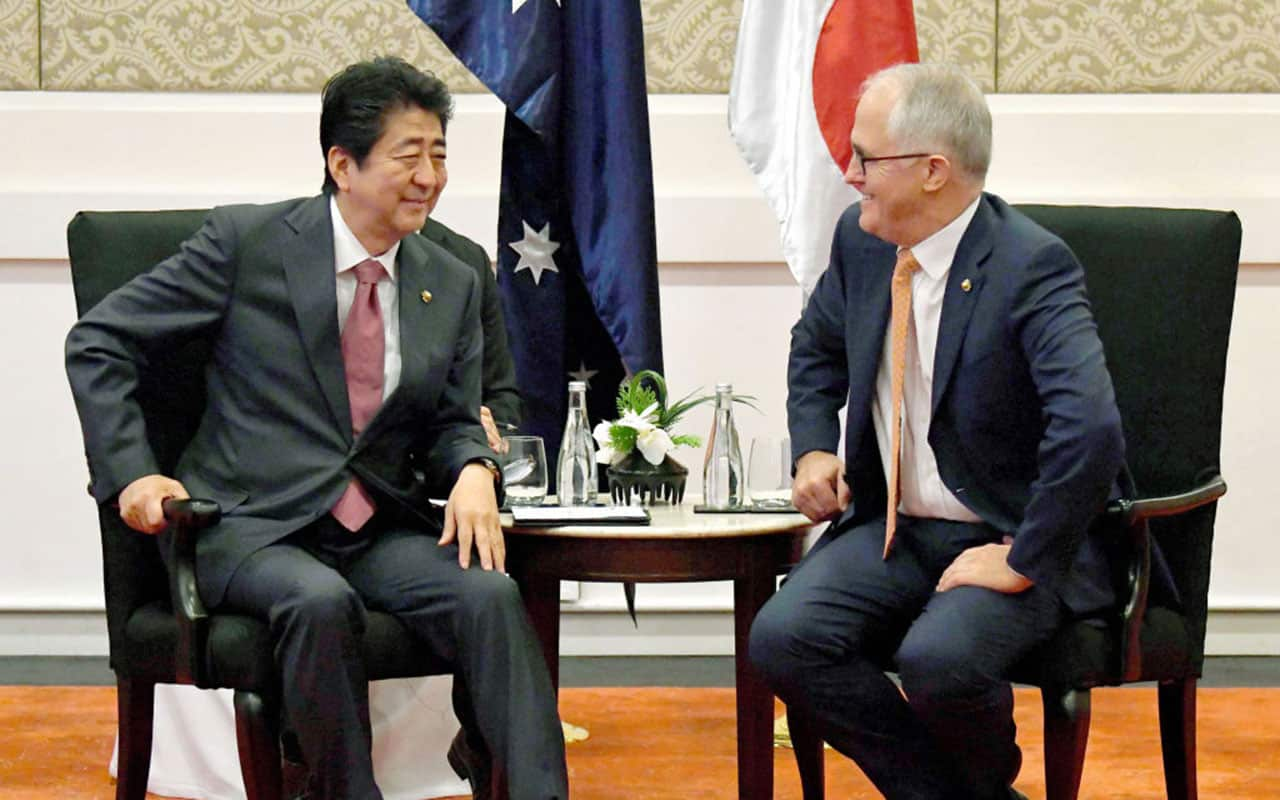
[{"x1": 884, "y1": 248, "x2": 921, "y2": 559}]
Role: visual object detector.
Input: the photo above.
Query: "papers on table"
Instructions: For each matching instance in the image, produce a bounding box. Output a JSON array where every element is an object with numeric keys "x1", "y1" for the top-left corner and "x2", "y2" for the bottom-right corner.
[{"x1": 510, "y1": 505, "x2": 651, "y2": 526}]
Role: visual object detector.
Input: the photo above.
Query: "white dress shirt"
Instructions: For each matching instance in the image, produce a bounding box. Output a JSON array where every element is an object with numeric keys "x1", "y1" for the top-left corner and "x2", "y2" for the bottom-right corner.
[
  {"x1": 331, "y1": 195, "x2": 402, "y2": 400},
  {"x1": 871, "y1": 197, "x2": 983, "y2": 523}
]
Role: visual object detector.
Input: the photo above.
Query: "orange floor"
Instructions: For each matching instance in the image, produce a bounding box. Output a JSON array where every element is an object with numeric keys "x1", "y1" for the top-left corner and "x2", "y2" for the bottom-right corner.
[{"x1": 2, "y1": 686, "x2": 1278, "y2": 799}]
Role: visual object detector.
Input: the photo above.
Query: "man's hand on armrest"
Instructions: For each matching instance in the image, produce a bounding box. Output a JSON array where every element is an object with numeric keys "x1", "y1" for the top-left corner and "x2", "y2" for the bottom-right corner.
[
  {"x1": 118, "y1": 474, "x2": 190, "y2": 534},
  {"x1": 439, "y1": 462, "x2": 503, "y2": 572},
  {"x1": 792, "y1": 451, "x2": 850, "y2": 523}
]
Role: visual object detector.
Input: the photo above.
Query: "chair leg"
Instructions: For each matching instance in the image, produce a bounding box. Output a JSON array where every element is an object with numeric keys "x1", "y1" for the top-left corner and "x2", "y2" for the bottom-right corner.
[
  {"x1": 1158, "y1": 678, "x2": 1198, "y2": 800},
  {"x1": 114, "y1": 676, "x2": 155, "y2": 800},
  {"x1": 787, "y1": 704, "x2": 826, "y2": 800},
  {"x1": 1041, "y1": 687, "x2": 1090, "y2": 800},
  {"x1": 234, "y1": 689, "x2": 283, "y2": 800}
]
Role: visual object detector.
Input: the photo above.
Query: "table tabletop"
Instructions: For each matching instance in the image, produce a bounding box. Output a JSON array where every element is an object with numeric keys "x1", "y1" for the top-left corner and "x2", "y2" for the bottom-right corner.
[{"x1": 502, "y1": 501, "x2": 813, "y2": 539}]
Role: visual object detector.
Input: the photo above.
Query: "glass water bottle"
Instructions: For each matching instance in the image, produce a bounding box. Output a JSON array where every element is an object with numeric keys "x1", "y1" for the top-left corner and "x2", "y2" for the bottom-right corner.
[
  {"x1": 702, "y1": 383, "x2": 744, "y2": 508},
  {"x1": 556, "y1": 381, "x2": 597, "y2": 505}
]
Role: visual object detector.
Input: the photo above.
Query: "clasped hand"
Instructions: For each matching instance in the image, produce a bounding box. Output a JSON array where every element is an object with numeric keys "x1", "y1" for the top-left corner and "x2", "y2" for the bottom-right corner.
[
  {"x1": 118, "y1": 474, "x2": 190, "y2": 534},
  {"x1": 791, "y1": 451, "x2": 850, "y2": 522}
]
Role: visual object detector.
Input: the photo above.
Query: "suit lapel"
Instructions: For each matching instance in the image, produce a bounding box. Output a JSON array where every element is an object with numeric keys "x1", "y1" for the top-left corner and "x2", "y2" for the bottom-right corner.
[
  {"x1": 931, "y1": 196, "x2": 994, "y2": 415},
  {"x1": 361, "y1": 234, "x2": 443, "y2": 439},
  {"x1": 281, "y1": 196, "x2": 352, "y2": 441},
  {"x1": 395, "y1": 234, "x2": 441, "y2": 395},
  {"x1": 849, "y1": 245, "x2": 894, "y2": 415}
]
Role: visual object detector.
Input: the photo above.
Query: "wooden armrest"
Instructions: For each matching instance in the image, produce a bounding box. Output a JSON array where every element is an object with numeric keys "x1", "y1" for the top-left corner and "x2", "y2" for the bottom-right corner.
[
  {"x1": 162, "y1": 497, "x2": 221, "y2": 686},
  {"x1": 1107, "y1": 474, "x2": 1227, "y2": 526},
  {"x1": 1105, "y1": 474, "x2": 1226, "y2": 682}
]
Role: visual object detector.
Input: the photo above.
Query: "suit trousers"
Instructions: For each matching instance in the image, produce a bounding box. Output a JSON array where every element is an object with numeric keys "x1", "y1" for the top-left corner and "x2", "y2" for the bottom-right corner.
[
  {"x1": 219, "y1": 514, "x2": 568, "y2": 800},
  {"x1": 749, "y1": 515, "x2": 1065, "y2": 800}
]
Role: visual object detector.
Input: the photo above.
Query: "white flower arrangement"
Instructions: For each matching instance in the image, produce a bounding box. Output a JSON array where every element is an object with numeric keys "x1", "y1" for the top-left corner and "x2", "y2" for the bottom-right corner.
[{"x1": 592, "y1": 371, "x2": 752, "y2": 467}]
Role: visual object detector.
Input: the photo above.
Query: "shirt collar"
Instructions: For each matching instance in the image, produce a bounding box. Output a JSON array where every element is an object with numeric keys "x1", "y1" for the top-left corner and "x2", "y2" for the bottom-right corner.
[
  {"x1": 903, "y1": 195, "x2": 982, "y2": 281},
  {"x1": 329, "y1": 194, "x2": 399, "y2": 282}
]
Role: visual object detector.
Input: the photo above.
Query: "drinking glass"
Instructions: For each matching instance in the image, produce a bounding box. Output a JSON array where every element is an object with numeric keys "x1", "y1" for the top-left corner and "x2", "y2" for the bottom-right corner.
[
  {"x1": 501, "y1": 435, "x2": 548, "y2": 506},
  {"x1": 748, "y1": 436, "x2": 793, "y2": 509}
]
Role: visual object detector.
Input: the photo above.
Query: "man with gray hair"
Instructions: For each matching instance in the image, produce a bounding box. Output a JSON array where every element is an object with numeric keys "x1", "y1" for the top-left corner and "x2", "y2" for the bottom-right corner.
[{"x1": 750, "y1": 63, "x2": 1125, "y2": 799}]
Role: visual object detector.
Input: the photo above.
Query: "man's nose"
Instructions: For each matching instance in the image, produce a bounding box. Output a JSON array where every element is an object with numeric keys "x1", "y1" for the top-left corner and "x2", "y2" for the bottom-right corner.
[
  {"x1": 412, "y1": 161, "x2": 437, "y2": 189},
  {"x1": 843, "y1": 160, "x2": 864, "y2": 188}
]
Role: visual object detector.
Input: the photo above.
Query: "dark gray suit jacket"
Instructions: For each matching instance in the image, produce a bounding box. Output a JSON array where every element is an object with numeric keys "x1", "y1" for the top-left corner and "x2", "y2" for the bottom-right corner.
[
  {"x1": 66, "y1": 194, "x2": 494, "y2": 605},
  {"x1": 789, "y1": 193, "x2": 1125, "y2": 613},
  {"x1": 420, "y1": 217, "x2": 522, "y2": 427}
]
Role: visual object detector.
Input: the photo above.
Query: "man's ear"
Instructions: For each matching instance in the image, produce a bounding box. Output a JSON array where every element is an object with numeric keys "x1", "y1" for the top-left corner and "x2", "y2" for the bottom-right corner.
[
  {"x1": 922, "y1": 154, "x2": 952, "y2": 193},
  {"x1": 327, "y1": 146, "x2": 353, "y2": 193}
]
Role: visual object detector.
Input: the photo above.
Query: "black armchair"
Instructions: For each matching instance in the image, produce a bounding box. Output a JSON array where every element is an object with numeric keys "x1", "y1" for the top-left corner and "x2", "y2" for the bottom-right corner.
[
  {"x1": 786, "y1": 205, "x2": 1241, "y2": 800},
  {"x1": 67, "y1": 210, "x2": 457, "y2": 800}
]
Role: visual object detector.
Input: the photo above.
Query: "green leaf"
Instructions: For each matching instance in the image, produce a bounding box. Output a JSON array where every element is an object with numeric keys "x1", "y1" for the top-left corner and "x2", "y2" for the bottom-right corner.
[
  {"x1": 608, "y1": 425, "x2": 637, "y2": 454},
  {"x1": 670, "y1": 433, "x2": 702, "y2": 449},
  {"x1": 616, "y1": 374, "x2": 658, "y2": 417},
  {"x1": 661, "y1": 389, "x2": 715, "y2": 429}
]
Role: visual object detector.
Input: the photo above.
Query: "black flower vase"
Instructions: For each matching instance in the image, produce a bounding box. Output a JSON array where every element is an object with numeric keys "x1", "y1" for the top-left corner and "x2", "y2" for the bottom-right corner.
[{"x1": 607, "y1": 449, "x2": 688, "y2": 505}]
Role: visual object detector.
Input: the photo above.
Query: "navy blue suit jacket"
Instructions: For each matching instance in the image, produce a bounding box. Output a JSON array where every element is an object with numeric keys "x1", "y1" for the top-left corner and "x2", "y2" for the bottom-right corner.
[{"x1": 788, "y1": 193, "x2": 1124, "y2": 613}]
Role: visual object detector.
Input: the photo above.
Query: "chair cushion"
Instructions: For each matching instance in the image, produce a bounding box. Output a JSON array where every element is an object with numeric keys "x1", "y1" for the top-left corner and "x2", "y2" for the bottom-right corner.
[
  {"x1": 1008, "y1": 606, "x2": 1195, "y2": 690},
  {"x1": 121, "y1": 602, "x2": 452, "y2": 694}
]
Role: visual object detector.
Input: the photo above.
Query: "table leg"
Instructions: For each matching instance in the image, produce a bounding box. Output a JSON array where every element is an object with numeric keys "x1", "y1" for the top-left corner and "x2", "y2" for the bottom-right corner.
[
  {"x1": 516, "y1": 572, "x2": 562, "y2": 692},
  {"x1": 734, "y1": 557, "x2": 778, "y2": 800}
]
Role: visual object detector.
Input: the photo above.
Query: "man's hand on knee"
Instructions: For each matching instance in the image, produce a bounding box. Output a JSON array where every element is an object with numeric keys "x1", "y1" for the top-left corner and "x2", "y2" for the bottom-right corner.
[
  {"x1": 936, "y1": 542, "x2": 1033, "y2": 594},
  {"x1": 791, "y1": 451, "x2": 850, "y2": 522},
  {"x1": 439, "y1": 463, "x2": 504, "y2": 572}
]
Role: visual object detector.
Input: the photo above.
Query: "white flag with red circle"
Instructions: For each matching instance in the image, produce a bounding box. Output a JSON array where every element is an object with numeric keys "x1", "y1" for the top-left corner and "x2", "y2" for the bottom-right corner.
[{"x1": 730, "y1": 0, "x2": 919, "y2": 292}]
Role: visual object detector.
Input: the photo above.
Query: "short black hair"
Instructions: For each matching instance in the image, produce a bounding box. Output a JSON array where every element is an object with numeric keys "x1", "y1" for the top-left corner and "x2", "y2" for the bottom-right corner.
[{"x1": 319, "y1": 56, "x2": 454, "y2": 193}]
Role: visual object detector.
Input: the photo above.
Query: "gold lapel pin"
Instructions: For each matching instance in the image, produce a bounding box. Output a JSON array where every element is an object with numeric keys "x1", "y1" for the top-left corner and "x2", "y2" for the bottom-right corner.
[
  {"x1": 420, "y1": 289, "x2": 433, "y2": 304},
  {"x1": 960, "y1": 278, "x2": 972, "y2": 293}
]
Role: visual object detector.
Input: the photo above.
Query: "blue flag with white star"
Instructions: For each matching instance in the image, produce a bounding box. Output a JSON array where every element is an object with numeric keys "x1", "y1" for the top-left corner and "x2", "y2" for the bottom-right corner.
[{"x1": 406, "y1": 0, "x2": 664, "y2": 479}]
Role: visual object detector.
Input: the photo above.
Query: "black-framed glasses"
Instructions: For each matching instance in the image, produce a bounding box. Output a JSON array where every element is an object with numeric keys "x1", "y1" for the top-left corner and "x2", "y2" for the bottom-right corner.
[{"x1": 852, "y1": 151, "x2": 931, "y2": 174}]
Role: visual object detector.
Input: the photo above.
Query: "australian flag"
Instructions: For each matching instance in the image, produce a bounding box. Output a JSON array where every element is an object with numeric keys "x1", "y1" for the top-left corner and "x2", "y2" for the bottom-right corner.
[{"x1": 406, "y1": 0, "x2": 665, "y2": 477}]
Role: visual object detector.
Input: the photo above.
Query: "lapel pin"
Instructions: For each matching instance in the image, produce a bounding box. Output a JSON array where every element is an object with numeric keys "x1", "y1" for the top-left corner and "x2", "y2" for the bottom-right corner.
[
  {"x1": 420, "y1": 289, "x2": 433, "y2": 304},
  {"x1": 960, "y1": 278, "x2": 972, "y2": 293}
]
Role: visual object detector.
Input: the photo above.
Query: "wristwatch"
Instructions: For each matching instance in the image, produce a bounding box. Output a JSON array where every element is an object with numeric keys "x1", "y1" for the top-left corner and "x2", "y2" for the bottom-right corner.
[{"x1": 469, "y1": 457, "x2": 502, "y2": 486}]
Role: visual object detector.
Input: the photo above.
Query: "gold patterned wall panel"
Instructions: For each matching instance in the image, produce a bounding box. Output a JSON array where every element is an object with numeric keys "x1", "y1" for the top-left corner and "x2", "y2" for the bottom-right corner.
[
  {"x1": 642, "y1": 0, "x2": 742, "y2": 93},
  {"x1": 0, "y1": 0, "x2": 39, "y2": 90},
  {"x1": 915, "y1": 0, "x2": 997, "y2": 92},
  {"x1": 40, "y1": 0, "x2": 484, "y2": 92},
  {"x1": 35, "y1": 0, "x2": 1278, "y2": 95},
  {"x1": 36, "y1": 0, "x2": 990, "y2": 94},
  {"x1": 998, "y1": 0, "x2": 1280, "y2": 92}
]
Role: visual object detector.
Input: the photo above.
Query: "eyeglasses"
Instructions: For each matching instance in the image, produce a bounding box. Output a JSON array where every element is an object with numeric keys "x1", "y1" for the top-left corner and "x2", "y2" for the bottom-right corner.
[{"x1": 851, "y1": 151, "x2": 931, "y2": 174}]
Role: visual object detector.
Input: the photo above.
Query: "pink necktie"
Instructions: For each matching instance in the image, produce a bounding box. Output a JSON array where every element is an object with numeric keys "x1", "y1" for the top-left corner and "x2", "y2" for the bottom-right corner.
[
  {"x1": 331, "y1": 259, "x2": 387, "y2": 532},
  {"x1": 884, "y1": 249, "x2": 921, "y2": 558}
]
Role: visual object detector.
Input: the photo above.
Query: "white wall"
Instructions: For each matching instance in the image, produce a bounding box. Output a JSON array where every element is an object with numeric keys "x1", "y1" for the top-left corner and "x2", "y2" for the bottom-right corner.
[{"x1": 1, "y1": 92, "x2": 1278, "y2": 656}]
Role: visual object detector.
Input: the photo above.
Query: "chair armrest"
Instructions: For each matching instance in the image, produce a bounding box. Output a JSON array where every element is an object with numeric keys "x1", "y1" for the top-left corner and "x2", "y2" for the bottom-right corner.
[
  {"x1": 1104, "y1": 473, "x2": 1226, "y2": 682},
  {"x1": 162, "y1": 498, "x2": 221, "y2": 686},
  {"x1": 1108, "y1": 474, "x2": 1227, "y2": 526}
]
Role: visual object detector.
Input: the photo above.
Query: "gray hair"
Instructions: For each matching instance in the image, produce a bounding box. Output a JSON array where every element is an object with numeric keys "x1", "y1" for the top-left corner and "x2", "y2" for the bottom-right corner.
[{"x1": 862, "y1": 63, "x2": 992, "y2": 182}]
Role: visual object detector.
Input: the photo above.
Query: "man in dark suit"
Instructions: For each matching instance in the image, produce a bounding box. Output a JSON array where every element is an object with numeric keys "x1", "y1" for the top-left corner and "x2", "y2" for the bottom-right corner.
[
  {"x1": 421, "y1": 218, "x2": 521, "y2": 440},
  {"x1": 419, "y1": 149, "x2": 525, "y2": 796},
  {"x1": 66, "y1": 57, "x2": 567, "y2": 800},
  {"x1": 749, "y1": 63, "x2": 1124, "y2": 800}
]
